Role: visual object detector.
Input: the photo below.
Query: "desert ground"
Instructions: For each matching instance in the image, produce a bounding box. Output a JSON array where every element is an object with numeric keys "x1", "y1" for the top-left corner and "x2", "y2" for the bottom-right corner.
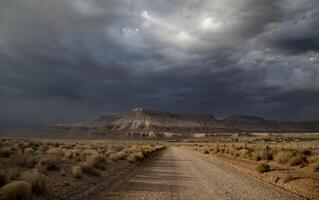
[{"x1": 0, "y1": 135, "x2": 319, "y2": 200}]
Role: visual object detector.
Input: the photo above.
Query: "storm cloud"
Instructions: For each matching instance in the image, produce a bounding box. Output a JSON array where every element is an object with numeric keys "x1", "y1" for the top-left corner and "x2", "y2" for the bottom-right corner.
[{"x1": 0, "y1": 0, "x2": 319, "y2": 127}]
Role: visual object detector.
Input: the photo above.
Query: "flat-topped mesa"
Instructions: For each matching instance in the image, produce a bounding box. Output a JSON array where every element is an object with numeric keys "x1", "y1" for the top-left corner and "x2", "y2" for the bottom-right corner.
[
  {"x1": 132, "y1": 107, "x2": 144, "y2": 112},
  {"x1": 49, "y1": 107, "x2": 319, "y2": 138}
]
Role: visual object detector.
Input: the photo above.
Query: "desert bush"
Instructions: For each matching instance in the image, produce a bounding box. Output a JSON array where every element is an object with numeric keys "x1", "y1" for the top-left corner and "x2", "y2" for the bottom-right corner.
[
  {"x1": 288, "y1": 155, "x2": 307, "y2": 166},
  {"x1": 252, "y1": 151, "x2": 262, "y2": 161},
  {"x1": 80, "y1": 164, "x2": 100, "y2": 176},
  {"x1": 38, "y1": 155, "x2": 60, "y2": 171},
  {"x1": 0, "y1": 171, "x2": 7, "y2": 187},
  {"x1": 239, "y1": 149, "x2": 250, "y2": 159},
  {"x1": 0, "y1": 181, "x2": 32, "y2": 200},
  {"x1": 274, "y1": 151, "x2": 294, "y2": 164},
  {"x1": 201, "y1": 148, "x2": 210, "y2": 154},
  {"x1": 229, "y1": 148, "x2": 239, "y2": 157},
  {"x1": 64, "y1": 150, "x2": 82, "y2": 161},
  {"x1": 301, "y1": 149, "x2": 312, "y2": 156},
  {"x1": 127, "y1": 152, "x2": 144, "y2": 163},
  {"x1": 255, "y1": 150, "x2": 273, "y2": 161},
  {"x1": 307, "y1": 155, "x2": 319, "y2": 164},
  {"x1": 86, "y1": 154, "x2": 107, "y2": 170},
  {"x1": 0, "y1": 147, "x2": 11, "y2": 157},
  {"x1": 18, "y1": 155, "x2": 38, "y2": 168},
  {"x1": 47, "y1": 147, "x2": 64, "y2": 157},
  {"x1": 109, "y1": 151, "x2": 128, "y2": 161},
  {"x1": 72, "y1": 166, "x2": 82, "y2": 179},
  {"x1": 255, "y1": 163, "x2": 270, "y2": 173},
  {"x1": 21, "y1": 170, "x2": 46, "y2": 195},
  {"x1": 23, "y1": 147, "x2": 34, "y2": 155},
  {"x1": 7, "y1": 168, "x2": 20, "y2": 180},
  {"x1": 282, "y1": 173, "x2": 298, "y2": 183}
]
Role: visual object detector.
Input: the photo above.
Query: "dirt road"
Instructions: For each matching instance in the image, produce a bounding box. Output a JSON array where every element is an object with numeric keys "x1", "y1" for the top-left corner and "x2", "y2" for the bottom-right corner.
[{"x1": 96, "y1": 147, "x2": 304, "y2": 200}]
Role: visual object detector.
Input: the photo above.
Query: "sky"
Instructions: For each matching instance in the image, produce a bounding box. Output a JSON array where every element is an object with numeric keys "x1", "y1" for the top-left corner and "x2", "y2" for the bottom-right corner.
[{"x1": 0, "y1": 0, "x2": 319, "y2": 127}]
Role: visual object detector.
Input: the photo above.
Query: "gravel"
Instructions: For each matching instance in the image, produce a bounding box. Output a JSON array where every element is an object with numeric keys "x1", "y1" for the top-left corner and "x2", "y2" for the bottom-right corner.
[{"x1": 96, "y1": 147, "x2": 304, "y2": 200}]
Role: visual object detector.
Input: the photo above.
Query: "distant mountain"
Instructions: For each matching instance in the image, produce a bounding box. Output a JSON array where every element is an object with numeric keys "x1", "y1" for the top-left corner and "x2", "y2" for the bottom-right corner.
[{"x1": 49, "y1": 108, "x2": 319, "y2": 138}]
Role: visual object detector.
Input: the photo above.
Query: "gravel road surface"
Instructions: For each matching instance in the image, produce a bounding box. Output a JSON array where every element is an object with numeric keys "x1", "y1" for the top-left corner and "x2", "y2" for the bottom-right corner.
[{"x1": 97, "y1": 147, "x2": 304, "y2": 200}]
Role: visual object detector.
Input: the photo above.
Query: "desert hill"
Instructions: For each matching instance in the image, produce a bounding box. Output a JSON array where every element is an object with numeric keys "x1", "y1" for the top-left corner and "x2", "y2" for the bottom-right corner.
[{"x1": 49, "y1": 108, "x2": 319, "y2": 138}]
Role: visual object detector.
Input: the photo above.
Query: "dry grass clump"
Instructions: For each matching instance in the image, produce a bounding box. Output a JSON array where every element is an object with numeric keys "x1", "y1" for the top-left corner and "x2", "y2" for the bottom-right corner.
[
  {"x1": 80, "y1": 164, "x2": 100, "y2": 176},
  {"x1": 0, "y1": 181, "x2": 32, "y2": 200},
  {"x1": 7, "y1": 168, "x2": 20, "y2": 181},
  {"x1": 187, "y1": 143, "x2": 318, "y2": 170},
  {"x1": 72, "y1": 166, "x2": 83, "y2": 179},
  {"x1": 86, "y1": 154, "x2": 107, "y2": 170},
  {"x1": 288, "y1": 154, "x2": 307, "y2": 166},
  {"x1": 38, "y1": 155, "x2": 60, "y2": 171},
  {"x1": 17, "y1": 155, "x2": 38, "y2": 168},
  {"x1": 307, "y1": 155, "x2": 319, "y2": 164},
  {"x1": 255, "y1": 163, "x2": 270, "y2": 173},
  {"x1": 23, "y1": 147, "x2": 35, "y2": 155},
  {"x1": 274, "y1": 151, "x2": 294, "y2": 164},
  {"x1": 252, "y1": 150, "x2": 272, "y2": 161},
  {"x1": 109, "y1": 151, "x2": 128, "y2": 161},
  {"x1": 21, "y1": 170, "x2": 46, "y2": 195},
  {"x1": 282, "y1": 173, "x2": 298, "y2": 183},
  {"x1": 0, "y1": 171, "x2": 7, "y2": 187},
  {"x1": 0, "y1": 147, "x2": 11, "y2": 158},
  {"x1": 127, "y1": 152, "x2": 145, "y2": 163},
  {"x1": 239, "y1": 149, "x2": 251, "y2": 159},
  {"x1": 200, "y1": 148, "x2": 210, "y2": 154},
  {"x1": 46, "y1": 147, "x2": 64, "y2": 157}
]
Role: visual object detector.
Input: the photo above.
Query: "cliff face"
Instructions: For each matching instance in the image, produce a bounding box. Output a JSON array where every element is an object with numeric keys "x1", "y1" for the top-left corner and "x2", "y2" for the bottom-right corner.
[{"x1": 49, "y1": 108, "x2": 319, "y2": 137}]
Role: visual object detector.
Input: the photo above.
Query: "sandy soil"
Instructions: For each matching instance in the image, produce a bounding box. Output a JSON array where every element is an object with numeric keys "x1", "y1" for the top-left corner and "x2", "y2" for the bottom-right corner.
[{"x1": 94, "y1": 147, "x2": 305, "y2": 200}]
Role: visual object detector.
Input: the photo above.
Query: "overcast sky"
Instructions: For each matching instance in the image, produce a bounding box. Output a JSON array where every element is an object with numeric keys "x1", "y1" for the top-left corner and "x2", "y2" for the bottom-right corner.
[{"x1": 0, "y1": 0, "x2": 319, "y2": 127}]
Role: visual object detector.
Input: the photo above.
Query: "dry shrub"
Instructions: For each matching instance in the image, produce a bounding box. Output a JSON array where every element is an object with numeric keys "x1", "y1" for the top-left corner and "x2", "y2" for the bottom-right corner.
[
  {"x1": 307, "y1": 155, "x2": 319, "y2": 164},
  {"x1": 239, "y1": 149, "x2": 250, "y2": 159},
  {"x1": 0, "y1": 147, "x2": 11, "y2": 158},
  {"x1": 229, "y1": 148, "x2": 239, "y2": 157},
  {"x1": 80, "y1": 164, "x2": 100, "y2": 176},
  {"x1": 109, "y1": 151, "x2": 128, "y2": 161},
  {"x1": 0, "y1": 181, "x2": 32, "y2": 200},
  {"x1": 23, "y1": 148, "x2": 34, "y2": 155},
  {"x1": 0, "y1": 171, "x2": 7, "y2": 187},
  {"x1": 18, "y1": 155, "x2": 38, "y2": 168},
  {"x1": 255, "y1": 163, "x2": 270, "y2": 173},
  {"x1": 274, "y1": 151, "x2": 294, "y2": 164},
  {"x1": 81, "y1": 149, "x2": 98, "y2": 157},
  {"x1": 301, "y1": 149, "x2": 312, "y2": 156},
  {"x1": 7, "y1": 168, "x2": 20, "y2": 180},
  {"x1": 282, "y1": 173, "x2": 298, "y2": 183},
  {"x1": 256, "y1": 150, "x2": 272, "y2": 161},
  {"x1": 288, "y1": 154, "x2": 307, "y2": 166},
  {"x1": 201, "y1": 148, "x2": 210, "y2": 154},
  {"x1": 38, "y1": 155, "x2": 60, "y2": 171},
  {"x1": 47, "y1": 147, "x2": 64, "y2": 157},
  {"x1": 72, "y1": 166, "x2": 82, "y2": 179},
  {"x1": 21, "y1": 170, "x2": 46, "y2": 195},
  {"x1": 127, "y1": 152, "x2": 144, "y2": 163},
  {"x1": 252, "y1": 151, "x2": 262, "y2": 161},
  {"x1": 64, "y1": 150, "x2": 80, "y2": 160},
  {"x1": 86, "y1": 154, "x2": 107, "y2": 170}
]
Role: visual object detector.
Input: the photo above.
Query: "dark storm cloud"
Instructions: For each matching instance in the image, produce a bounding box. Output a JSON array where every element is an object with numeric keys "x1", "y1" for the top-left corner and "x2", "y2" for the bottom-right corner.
[{"x1": 0, "y1": 0, "x2": 319, "y2": 127}]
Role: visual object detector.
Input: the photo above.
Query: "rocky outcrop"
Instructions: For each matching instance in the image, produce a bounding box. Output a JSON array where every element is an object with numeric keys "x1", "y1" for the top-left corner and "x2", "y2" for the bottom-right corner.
[{"x1": 49, "y1": 108, "x2": 319, "y2": 138}]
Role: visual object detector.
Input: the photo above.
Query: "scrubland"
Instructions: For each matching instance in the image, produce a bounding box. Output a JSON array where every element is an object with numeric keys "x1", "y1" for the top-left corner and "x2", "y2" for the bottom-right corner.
[
  {"x1": 180, "y1": 141, "x2": 319, "y2": 199},
  {"x1": 0, "y1": 138, "x2": 165, "y2": 200}
]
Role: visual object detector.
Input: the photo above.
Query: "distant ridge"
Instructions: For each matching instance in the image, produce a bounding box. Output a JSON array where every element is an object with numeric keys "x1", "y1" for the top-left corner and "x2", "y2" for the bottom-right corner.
[{"x1": 49, "y1": 107, "x2": 319, "y2": 138}]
